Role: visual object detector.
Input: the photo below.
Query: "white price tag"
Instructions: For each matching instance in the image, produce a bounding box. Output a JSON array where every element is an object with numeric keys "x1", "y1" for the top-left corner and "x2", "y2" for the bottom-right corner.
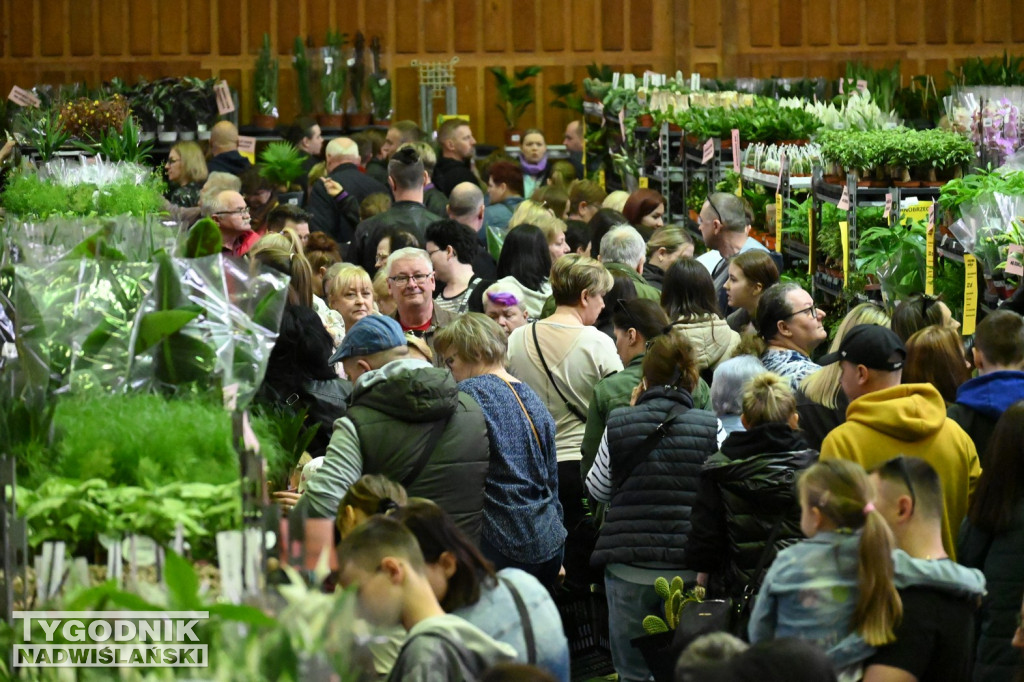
[{"x1": 884, "y1": 193, "x2": 893, "y2": 220}]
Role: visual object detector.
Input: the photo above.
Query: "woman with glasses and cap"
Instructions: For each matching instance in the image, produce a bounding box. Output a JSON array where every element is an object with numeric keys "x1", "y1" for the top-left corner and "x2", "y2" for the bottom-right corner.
[{"x1": 586, "y1": 326, "x2": 721, "y2": 682}]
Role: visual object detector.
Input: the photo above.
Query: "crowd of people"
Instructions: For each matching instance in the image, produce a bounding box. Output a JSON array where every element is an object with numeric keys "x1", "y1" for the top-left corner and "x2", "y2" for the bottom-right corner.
[{"x1": 160, "y1": 115, "x2": 1024, "y2": 682}]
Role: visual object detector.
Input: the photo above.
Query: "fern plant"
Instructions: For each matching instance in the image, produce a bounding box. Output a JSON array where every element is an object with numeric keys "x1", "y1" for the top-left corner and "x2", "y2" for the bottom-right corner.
[{"x1": 258, "y1": 142, "x2": 306, "y2": 190}]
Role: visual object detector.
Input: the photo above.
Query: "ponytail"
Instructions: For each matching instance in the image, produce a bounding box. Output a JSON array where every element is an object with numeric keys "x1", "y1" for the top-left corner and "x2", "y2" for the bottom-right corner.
[
  {"x1": 799, "y1": 460, "x2": 902, "y2": 646},
  {"x1": 741, "y1": 372, "x2": 795, "y2": 427}
]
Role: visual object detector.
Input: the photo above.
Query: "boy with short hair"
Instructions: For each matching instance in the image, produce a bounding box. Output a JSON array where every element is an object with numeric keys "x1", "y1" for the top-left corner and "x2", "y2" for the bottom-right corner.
[{"x1": 338, "y1": 516, "x2": 516, "y2": 681}]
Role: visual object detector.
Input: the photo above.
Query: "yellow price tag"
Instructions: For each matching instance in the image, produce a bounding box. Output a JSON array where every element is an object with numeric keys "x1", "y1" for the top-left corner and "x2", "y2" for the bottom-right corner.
[
  {"x1": 735, "y1": 177, "x2": 743, "y2": 198},
  {"x1": 598, "y1": 170, "x2": 606, "y2": 191},
  {"x1": 925, "y1": 217, "x2": 935, "y2": 296},
  {"x1": 839, "y1": 220, "x2": 850, "y2": 287},
  {"x1": 639, "y1": 176, "x2": 649, "y2": 189},
  {"x1": 962, "y1": 254, "x2": 978, "y2": 336},
  {"x1": 807, "y1": 205, "x2": 814, "y2": 276},
  {"x1": 775, "y1": 193, "x2": 783, "y2": 254}
]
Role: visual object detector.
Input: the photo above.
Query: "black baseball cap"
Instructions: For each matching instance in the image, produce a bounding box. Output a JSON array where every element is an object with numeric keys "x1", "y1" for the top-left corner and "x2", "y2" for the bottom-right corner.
[{"x1": 819, "y1": 324, "x2": 906, "y2": 371}]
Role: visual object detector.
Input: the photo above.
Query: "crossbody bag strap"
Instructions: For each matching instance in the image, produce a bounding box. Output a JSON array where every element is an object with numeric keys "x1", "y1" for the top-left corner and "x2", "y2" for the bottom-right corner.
[
  {"x1": 531, "y1": 322, "x2": 588, "y2": 423},
  {"x1": 611, "y1": 401, "x2": 690, "y2": 491},
  {"x1": 500, "y1": 576, "x2": 536, "y2": 665},
  {"x1": 737, "y1": 514, "x2": 788, "y2": 616},
  {"x1": 497, "y1": 376, "x2": 543, "y2": 452},
  {"x1": 399, "y1": 416, "x2": 451, "y2": 489}
]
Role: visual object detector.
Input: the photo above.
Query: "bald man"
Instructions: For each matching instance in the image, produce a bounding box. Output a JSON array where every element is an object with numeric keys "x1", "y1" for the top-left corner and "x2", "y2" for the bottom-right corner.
[
  {"x1": 206, "y1": 121, "x2": 252, "y2": 176},
  {"x1": 307, "y1": 136, "x2": 390, "y2": 246},
  {"x1": 447, "y1": 182, "x2": 497, "y2": 279}
]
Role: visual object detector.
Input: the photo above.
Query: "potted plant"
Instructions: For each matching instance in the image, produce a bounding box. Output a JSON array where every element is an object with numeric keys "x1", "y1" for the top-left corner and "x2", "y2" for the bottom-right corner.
[
  {"x1": 367, "y1": 36, "x2": 392, "y2": 125},
  {"x1": 318, "y1": 30, "x2": 347, "y2": 129},
  {"x1": 153, "y1": 78, "x2": 179, "y2": 142},
  {"x1": 259, "y1": 141, "x2": 307, "y2": 202},
  {"x1": 346, "y1": 31, "x2": 371, "y2": 128},
  {"x1": 293, "y1": 37, "x2": 314, "y2": 116},
  {"x1": 490, "y1": 65, "x2": 542, "y2": 145},
  {"x1": 252, "y1": 33, "x2": 279, "y2": 129}
]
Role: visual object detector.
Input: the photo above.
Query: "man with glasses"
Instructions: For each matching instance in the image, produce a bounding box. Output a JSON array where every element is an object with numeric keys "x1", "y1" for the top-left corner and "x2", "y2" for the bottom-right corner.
[
  {"x1": 819, "y1": 324, "x2": 981, "y2": 558},
  {"x1": 205, "y1": 189, "x2": 257, "y2": 257},
  {"x1": 696, "y1": 192, "x2": 772, "y2": 314},
  {"x1": 385, "y1": 247, "x2": 455, "y2": 363},
  {"x1": 860, "y1": 456, "x2": 986, "y2": 682}
]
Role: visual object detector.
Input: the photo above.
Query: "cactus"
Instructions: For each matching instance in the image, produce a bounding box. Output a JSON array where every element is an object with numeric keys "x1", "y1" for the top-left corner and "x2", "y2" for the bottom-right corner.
[
  {"x1": 643, "y1": 615, "x2": 670, "y2": 635},
  {"x1": 654, "y1": 576, "x2": 670, "y2": 600}
]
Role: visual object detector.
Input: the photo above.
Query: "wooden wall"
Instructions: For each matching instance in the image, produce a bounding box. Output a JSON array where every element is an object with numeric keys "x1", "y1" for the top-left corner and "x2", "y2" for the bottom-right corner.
[{"x1": 0, "y1": 0, "x2": 1021, "y2": 146}]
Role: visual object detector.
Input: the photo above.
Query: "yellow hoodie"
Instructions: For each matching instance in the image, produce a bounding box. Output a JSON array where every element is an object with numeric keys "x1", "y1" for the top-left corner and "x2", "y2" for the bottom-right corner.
[{"x1": 820, "y1": 383, "x2": 981, "y2": 559}]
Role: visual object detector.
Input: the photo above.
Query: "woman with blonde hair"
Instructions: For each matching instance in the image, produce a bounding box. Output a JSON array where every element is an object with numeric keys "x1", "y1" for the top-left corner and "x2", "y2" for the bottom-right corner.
[
  {"x1": 685, "y1": 373, "x2": 817, "y2": 608},
  {"x1": 508, "y1": 200, "x2": 571, "y2": 264},
  {"x1": 567, "y1": 179, "x2": 607, "y2": 223},
  {"x1": 323, "y1": 263, "x2": 374, "y2": 332},
  {"x1": 643, "y1": 226, "x2": 694, "y2": 291},
  {"x1": 796, "y1": 302, "x2": 891, "y2": 450},
  {"x1": 165, "y1": 140, "x2": 208, "y2": 207},
  {"x1": 249, "y1": 230, "x2": 314, "y2": 308},
  {"x1": 335, "y1": 473, "x2": 407, "y2": 538}
]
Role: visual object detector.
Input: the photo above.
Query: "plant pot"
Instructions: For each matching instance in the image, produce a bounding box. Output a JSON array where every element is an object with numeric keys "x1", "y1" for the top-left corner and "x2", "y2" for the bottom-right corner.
[
  {"x1": 158, "y1": 130, "x2": 178, "y2": 143},
  {"x1": 893, "y1": 180, "x2": 921, "y2": 188},
  {"x1": 637, "y1": 113, "x2": 655, "y2": 128},
  {"x1": 140, "y1": 131, "x2": 156, "y2": 142},
  {"x1": 196, "y1": 124, "x2": 211, "y2": 141},
  {"x1": 278, "y1": 190, "x2": 304, "y2": 208},
  {"x1": 346, "y1": 112, "x2": 372, "y2": 129},
  {"x1": 505, "y1": 128, "x2": 523, "y2": 145},
  {"x1": 178, "y1": 130, "x2": 196, "y2": 141},
  {"x1": 318, "y1": 113, "x2": 345, "y2": 130},
  {"x1": 373, "y1": 117, "x2": 392, "y2": 127},
  {"x1": 252, "y1": 114, "x2": 278, "y2": 130}
]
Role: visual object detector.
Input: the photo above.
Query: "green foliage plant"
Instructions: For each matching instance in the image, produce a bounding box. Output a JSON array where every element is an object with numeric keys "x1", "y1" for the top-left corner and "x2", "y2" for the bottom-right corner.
[
  {"x1": 259, "y1": 141, "x2": 307, "y2": 190},
  {"x1": 320, "y1": 30, "x2": 348, "y2": 115},
  {"x1": 293, "y1": 37, "x2": 314, "y2": 115},
  {"x1": 350, "y1": 31, "x2": 367, "y2": 114},
  {"x1": 490, "y1": 66, "x2": 543, "y2": 129},
  {"x1": 953, "y1": 51, "x2": 1024, "y2": 87},
  {"x1": 14, "y1": 108, "x2": 69, "y2": 162},
  {"x1": 253, "y1": 33, "x2": 280, "y2": 116},
  {"x1": 642, "y1": 575, "x2": 706, "y2": 634}
]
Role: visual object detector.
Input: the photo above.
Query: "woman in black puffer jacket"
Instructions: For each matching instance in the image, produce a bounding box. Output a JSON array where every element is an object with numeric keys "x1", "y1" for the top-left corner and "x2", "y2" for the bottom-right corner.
[{"x1": 685, "y1": 372, "x2": 817, "y2": 604}]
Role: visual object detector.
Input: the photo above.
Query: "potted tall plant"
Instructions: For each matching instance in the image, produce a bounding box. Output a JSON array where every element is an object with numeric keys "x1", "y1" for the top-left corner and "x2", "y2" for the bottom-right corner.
[
  {"x1": 318, "y1": 30, "x2": 347, "y2": 129},
  {"x1": 293, "y1": 37, "x2": 314, "y2": 117},
  {"x1": 259, "y1": 141, "x2": 307, "y2": 206},
  {"x1": 252, "y1": 33, "x2": 279, "y2": 129},
  {"x1": 347, "y1": 32, "x2": 371, "y2": 128},
  {"x1": 367, "y1": 36, "x2": 392, "y2": 125},
  {"x1": 489, "y1": 65, "x2": 542, "y2": 144}
]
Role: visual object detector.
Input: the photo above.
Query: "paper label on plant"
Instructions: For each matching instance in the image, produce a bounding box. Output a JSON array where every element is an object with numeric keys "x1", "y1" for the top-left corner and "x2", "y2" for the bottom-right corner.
[
  {"x1": 884, "y1": 193, "x2": 893, "y2": 221},
  {"x1": 1007, "y1": 244, "x2": 1024, "y2": 277},
  {"x1": 612, "y1": 72, "x2": 620, "y2": 88},
  {"x1": 963, "y1": 254, "x2": 978, "y2": 336},
  {"x1": 775, "y1": 193, "x2": 784, "y2": 254},
  {"x1": 702, "y1": 138, "x2": 715, "y2": 164},
  {"x1": 643, "y1": 72, "x2": 650, "y2": 89},
  {"x1": 623, "y1": 74, "x2": 636, "y2": 90},
  {"x1": 214, "y1": 81, "x2": 235, "y2": 114},
  {"x1": 639, "y1": 175, "x2": 648, "y2": 189},
  {"x1": 732, "y1": 129, "x2": 740, "y2": 173},
  {"x1": 837, "y1": 186, "x2": 850, "y2": 211},
  {"x1": 808, "y1": 206, "x2": 815, "y2": 275},
  {"x1": 690, "y1": 73, "x2": 701, "y2": 91},
  {"x1": 777, "y1": 153, "x2": 787, "y2": 193},
  {"x1": 347, "y1": 57, "x2": 356, "y2": 67},
  {"x1": 324, "y1": 56, "x2": 333, "y2": 65},
  {"x1": 8, "y1": 85, "x2": 41, "y2": 108}
]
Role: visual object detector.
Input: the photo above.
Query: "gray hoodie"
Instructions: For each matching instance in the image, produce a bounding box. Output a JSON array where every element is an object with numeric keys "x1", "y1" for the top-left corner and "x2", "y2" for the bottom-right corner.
[{"x1": 386, "y1": 614, "x2": 517, "y2": 681}]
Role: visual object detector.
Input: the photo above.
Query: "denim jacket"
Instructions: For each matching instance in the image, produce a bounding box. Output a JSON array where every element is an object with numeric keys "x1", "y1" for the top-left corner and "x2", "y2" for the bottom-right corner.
[{"x1": 748, "y1": 530, "x2": 986, "y2": 669}]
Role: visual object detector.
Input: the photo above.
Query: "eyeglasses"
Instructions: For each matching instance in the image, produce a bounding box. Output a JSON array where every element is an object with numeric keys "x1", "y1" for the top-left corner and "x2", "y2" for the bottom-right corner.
[
  {"x1": 786, "y1": 305, "x2": 819, "y2": 319},
  {"x1": 425, "y1": 248, "x2": 442, "y2": 257},
  {"x1": 880, "y1": 455, "x2": 917, "y2": 513},
  {"x1": 388, "y1": 273, "x2": 432, "y2": 287},
  {"x1": 215, "y1": 207, "x2": 250, "y2": 217}
]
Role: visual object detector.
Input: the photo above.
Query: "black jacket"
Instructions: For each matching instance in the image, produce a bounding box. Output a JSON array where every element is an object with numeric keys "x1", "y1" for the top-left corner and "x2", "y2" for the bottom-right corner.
[
  {"x1": 206, "y1": 150, "x2": 252, "y2": 177},
  {"x1": 307, "y1": 163, "x2": 390, "y2": 245},
  {"x1": 795, "y1": 388, "x2": 848, "y2": 452},
  {"x1": 591, "y1": 386, "x2": 719, "y2": 567},
  {"x1": 642, "y1": 263, "x2": 666, "y2": 291},
  {"x1": 433, "y1": 156, "x2": 479, "y2": 196},
  {"x1": 685, "y1": 423, "x2": 817, "y2": 597},
  {"x1": 351, "y1": 201, "x2": 443, "y2": 273}
]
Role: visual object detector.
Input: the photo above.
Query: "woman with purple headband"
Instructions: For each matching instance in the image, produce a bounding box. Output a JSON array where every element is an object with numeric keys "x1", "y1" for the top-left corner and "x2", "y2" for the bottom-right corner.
[{"x1": 482, "y1": 281, "x2": 531, "y2": 336}]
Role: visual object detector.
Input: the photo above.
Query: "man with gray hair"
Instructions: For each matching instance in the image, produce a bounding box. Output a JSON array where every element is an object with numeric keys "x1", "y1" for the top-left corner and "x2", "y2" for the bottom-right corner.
[
  {"x1": 698, "y1": 192, "x2": 772, "y2": 313},
  {"x1": 307, "y1": 136, "x2": 389, "y2": 246},
  {"x1": 447, "y1": 182, "x2": 497, "y2": 279},
  {"x1": 599, "y1": 224, "x2": 661, "y2": 303},
  {"x1": 385, "y1": 246, "x2": 454, "y2": 360}
]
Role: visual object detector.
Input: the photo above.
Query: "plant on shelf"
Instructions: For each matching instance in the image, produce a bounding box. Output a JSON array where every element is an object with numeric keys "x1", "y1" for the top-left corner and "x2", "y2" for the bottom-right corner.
[
  {"x1": 840, "y1": 62, "x2": 901, "y2": 114},
  {"x1": 856, "y1": 214, "x2": 927, "y2": 303},
  {"x1": 549, "y1": 80, "x2": 584, "y2": 114},
  {"x1": 319, "y1": 29, "x2": 348, "y2": 127},
  {"x1": 259, "y1": 141, "x2": 307, "y2": 192},
  {"x1": 13, "y1": 108, "x2": 69, "y2": 162},
  {"x1": 952, "y1": 51, "x2": 1024, "y2": 87},
  {"x1": 347, "y1": 31, "x2": 371, "y2": 126},
  {"x1": 73, "y1": 117, "x2": 154, "y2": 164},
  {"x1": 58, "y1": 94, "x2": 131, "y2": 142},
  {"x1": 293, "y1": 37, "x2": 314, "y2": 116},
  {"x1": 367, "y1": 35, "x2": 392, "y2": 123},
  {"x1": 490, "y1": 65, "x2": 543, "y2": 140},
  {"x1": 253, "y1": 32, "x2": 280, "y2": 126}
]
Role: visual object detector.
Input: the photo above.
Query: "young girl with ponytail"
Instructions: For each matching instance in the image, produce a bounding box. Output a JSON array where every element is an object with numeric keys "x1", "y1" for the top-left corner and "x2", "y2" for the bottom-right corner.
[{"x1": 748, "y1": 459, "x2": 902, "y2": 673}]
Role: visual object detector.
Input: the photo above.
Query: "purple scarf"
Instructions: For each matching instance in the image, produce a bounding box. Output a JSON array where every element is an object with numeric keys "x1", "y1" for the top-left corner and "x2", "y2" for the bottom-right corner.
[{"x1": 520, "y1": 154, "x2": 548, "y2": 177}]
